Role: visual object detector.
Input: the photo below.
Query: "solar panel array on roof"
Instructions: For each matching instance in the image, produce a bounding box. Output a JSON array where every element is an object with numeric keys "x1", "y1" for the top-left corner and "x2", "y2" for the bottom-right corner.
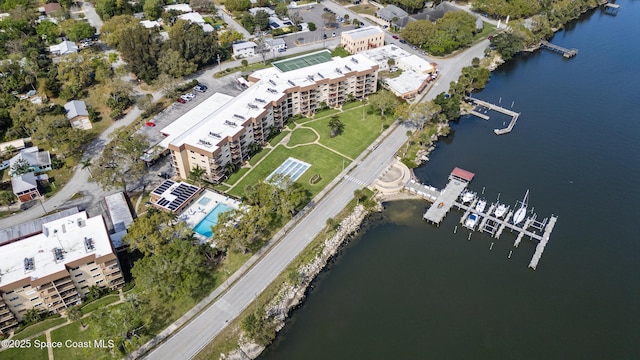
[
  {"x1": 153, "y1": 182, "x2": 200, "y2": 212},
  {"x1": 152, "y1": 180, "x2": 175, "y2": 196}
]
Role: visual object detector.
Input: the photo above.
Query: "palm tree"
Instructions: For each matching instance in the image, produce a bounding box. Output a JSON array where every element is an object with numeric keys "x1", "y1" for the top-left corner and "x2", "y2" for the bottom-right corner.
[
  {"x1": 328, "y1": 116, "x2": 344, "y2": 138},
  {"x1": 189, "y1": 165, "x2": 206, "y2": 186},
  {"x1": 80, "y1": 159, "x2": 93, "y2": 177},
  {"x1": 67, "y1": 305, "x2": 85, "y2": 327}
]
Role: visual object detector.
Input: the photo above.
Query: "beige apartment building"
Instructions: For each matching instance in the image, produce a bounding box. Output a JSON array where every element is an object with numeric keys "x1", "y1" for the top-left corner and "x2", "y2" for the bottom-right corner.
[
  {"x1": 340, "y1": 26, "x2": 385, "y2": 54},
  {"x1": 0, "y1": 211, "x2": 124, "y2": 333},
  {"x1": 165, "y1": 53, "x2": 379, "y2": 183}
]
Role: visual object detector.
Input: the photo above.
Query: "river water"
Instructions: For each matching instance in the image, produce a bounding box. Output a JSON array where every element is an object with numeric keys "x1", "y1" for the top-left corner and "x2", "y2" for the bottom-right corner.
[{"x1": 260, "y1": 3, "x2": 640, "y2": 359}]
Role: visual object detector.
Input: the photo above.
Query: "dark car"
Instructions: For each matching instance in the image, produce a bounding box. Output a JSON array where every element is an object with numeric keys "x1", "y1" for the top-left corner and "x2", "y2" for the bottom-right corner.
[
  {"x1": 323, "y1": 33, "x2": 328, "y2": 39},
  {"x1": 399, "y1": 39, "x2": 407, "y2": 44},
  {"x1": 194, "y1": 84, "x2": 207, "y2": 93},
  {"x1": 392, "y1": 35, "x2": 399, "y2": 39},
  {"x1": 177, "y1": 98, "x2": 186, "y2": 104}
]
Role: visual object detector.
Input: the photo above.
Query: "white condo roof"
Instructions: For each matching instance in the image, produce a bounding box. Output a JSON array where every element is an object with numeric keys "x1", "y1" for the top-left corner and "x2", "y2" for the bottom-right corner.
[
  {"x1": 342, "y1": 26, "x2": 384, "y2": 40},
  {"x1": 169, "y1": 54, "x2": 378, "y2": 154},
  {"x1": 0, "y1": 211, "x2": 113, "y2": 289},
  {"x1": 398, "y1": 55, "x2": 436, "y2": 74},
  {"x1": 159, "y1": 93, "x2": 234, "y2": 149},
  {"x1": 385, "y1": 69, "x2": 428, "y2": 95}
]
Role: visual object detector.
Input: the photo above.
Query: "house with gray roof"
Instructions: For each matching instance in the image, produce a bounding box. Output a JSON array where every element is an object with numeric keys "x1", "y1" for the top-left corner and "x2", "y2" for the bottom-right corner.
[
  {"x1": 49, "y1": 41, "x2": 78, "y2": 56},
  {"x1": 11, "y1": 172, "x2": 40, "y2": 203},
  {"x1": 64, "y1": 100, "x2": 92, "y2": 130},
  {"x1": 8, "y1": 147, "x2": 52, "y2": 177},
  {"x1": 233, "y1": 41, "x2": 257, "y2": 58},
  {"x1": 377, "y1": 5, "x2": 408, "y2": 23}
]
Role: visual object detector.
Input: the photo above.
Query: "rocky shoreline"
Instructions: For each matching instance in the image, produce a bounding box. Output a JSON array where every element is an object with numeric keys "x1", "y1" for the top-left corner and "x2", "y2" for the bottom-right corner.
[{"x1": 221, "y1": 204, "x2": 373, "y2": 359}]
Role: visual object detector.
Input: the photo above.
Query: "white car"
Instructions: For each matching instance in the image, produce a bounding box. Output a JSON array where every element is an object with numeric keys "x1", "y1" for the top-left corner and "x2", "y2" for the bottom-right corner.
[{"x1": 181, "y1": 93, "x2": 195, "y2": 101}]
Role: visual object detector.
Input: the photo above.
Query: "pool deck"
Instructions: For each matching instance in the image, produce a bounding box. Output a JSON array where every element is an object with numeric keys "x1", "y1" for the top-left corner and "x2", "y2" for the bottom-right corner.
[{"x1": 178, "y1": 190, "x2": 239, "y2": 242}]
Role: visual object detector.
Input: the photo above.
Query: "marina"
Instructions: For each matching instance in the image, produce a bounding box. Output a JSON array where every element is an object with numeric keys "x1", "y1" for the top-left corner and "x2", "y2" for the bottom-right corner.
[
  {"x1": 465, "y1": 96, "x2": 521, "y2": 135},
  {"x1": 406, "y1": 168, "x2": 558, "y2": 270}
]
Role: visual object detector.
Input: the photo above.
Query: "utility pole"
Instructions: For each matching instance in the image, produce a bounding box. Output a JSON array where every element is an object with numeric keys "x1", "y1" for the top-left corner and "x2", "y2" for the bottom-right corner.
[{"x1": 217, "y1": 53, "x2": 221, "y2": 70}]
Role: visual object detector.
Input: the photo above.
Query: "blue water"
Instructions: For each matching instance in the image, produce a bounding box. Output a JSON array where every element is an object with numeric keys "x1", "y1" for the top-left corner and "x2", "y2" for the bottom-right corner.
[
  {"x1": 260, "y1": 2, "x2": 640, "y2": 359},
  {"x1": 193, "y1": 203, "x2": 233, "y2": 238}
]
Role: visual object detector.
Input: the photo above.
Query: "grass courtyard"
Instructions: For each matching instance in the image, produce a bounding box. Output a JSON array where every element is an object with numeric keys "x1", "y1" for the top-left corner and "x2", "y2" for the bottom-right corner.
[{"x1": 227, "y1": 102, "x2": 393, "y2": 199}]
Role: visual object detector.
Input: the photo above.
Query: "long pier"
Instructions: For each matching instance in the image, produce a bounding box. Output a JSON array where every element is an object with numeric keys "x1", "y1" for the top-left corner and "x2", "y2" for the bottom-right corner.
[
  {"x1": 465, "y1": 96, "x2": 521, "y2": 135},
  {"x1": 540, "y1": 40, "x2": 578, "y2": 59},
  {"x1": 407, "y1": 168, "x2": 558, "y2": 270}
]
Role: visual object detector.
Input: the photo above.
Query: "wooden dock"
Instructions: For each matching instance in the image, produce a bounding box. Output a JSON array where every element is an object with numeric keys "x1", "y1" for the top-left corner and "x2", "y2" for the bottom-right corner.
[
  {"x1": 465, "y1": 96, "x2": 521, "y2": 135},
  {"x1": 604, "y1": 2, "x2": 621, "y2": 14},
  {"x1": 540, "y1": 40, "x2": 578, "y2": 59},
  {"x1": 408, "y1": 168, "x2": 558, "y2": 270}
]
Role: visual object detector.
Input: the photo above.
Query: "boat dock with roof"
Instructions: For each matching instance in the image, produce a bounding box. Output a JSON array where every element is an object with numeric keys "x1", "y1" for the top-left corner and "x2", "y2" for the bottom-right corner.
[{"x1": 406, "y1": 167, "x2": 558, "y2": 270}]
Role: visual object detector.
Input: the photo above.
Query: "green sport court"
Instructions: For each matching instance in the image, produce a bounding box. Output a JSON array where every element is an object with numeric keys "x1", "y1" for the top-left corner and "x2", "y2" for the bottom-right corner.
[{"x1": 272, "y1": 50, "x2": 333, "y2": 72}]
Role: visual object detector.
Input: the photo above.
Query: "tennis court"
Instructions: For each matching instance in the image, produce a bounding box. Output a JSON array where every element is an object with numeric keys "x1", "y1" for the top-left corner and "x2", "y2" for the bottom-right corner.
[
  {"x1": 266, "y1": 157, "x2": 311, "y2": 185},
  {"x1": 272, "y1": 50, "x2": 332, "y2": 72}
]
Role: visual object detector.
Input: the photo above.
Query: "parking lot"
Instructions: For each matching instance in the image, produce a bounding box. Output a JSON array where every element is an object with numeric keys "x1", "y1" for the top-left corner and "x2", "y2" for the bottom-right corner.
[{"x1": 281, "y1": 5, "x2": 356, "y2": 49}]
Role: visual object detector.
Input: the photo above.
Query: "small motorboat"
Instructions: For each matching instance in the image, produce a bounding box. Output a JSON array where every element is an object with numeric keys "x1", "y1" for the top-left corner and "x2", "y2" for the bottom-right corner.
[
  {"x1": 475, "y1": 199, "x2": 487, "y2": 213},
  {"x1": 494, "y1": 203, "x2": 508, "y2": 218},
  {"x1": 461, "y1": 191, "x2": 475, "y2": 203},
  {"x1": 465, "y1": 213, "x2": 479, "y2": 229}
]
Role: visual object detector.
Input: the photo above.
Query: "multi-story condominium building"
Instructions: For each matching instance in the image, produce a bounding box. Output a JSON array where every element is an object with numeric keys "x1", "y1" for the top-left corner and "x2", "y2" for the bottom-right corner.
[
  {"x1": 340, "y1": 26, "x2": 385, "y2": 54},
  {"x1": 0, "y1": 211, "x2": 124, "y2": 333},
  {"x1": 165, "y1": 53, "x2": 379, "y2": 183}
]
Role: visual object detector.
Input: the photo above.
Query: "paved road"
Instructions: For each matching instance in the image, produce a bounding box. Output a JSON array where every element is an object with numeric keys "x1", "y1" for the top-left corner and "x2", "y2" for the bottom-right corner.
[
  {"x1": 144, "y1": 121, "x2": 412, "y2": 360},
  {"x1": 80, "y1": 1, "x2": 103, "y2": 34}
]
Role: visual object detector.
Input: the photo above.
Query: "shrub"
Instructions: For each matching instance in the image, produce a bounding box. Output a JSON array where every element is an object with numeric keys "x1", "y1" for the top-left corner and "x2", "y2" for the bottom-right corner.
[{"x1": 309, "y1": 174, "x2": 322, "y2": 184}]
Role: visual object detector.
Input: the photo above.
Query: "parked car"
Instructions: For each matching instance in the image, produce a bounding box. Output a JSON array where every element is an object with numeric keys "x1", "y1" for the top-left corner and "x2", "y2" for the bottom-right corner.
[
  {"x1": 181, "y1": 93, "x2": 195, "y2": 101},
  {"x1": 0, "y1": 160, "x2": 9, "y2": 171},
  {"x1": 323, "y1": 33, "x2": 328, "y2": 39},
  {"x1": 145, "y1": 121, "x2": 156, "y2": 127},
  {"x1": 177, "y1": 97, "x2": 186, "y2": 104},
  {"x1": 392, "y1": 35, "x2": 399, "y2": 39},
  {"x1": 194, "y1": 84, "x2": 207, "y2": 92},
  {"x1": 278, "y1": 48, "x2": 286, "y2": 52},
  {"x1": 332, "y1": 32, "x2": 336, "y2": 37},
  {"x1": 399, "y1": 39, "x2": 407, "y2": 44}
]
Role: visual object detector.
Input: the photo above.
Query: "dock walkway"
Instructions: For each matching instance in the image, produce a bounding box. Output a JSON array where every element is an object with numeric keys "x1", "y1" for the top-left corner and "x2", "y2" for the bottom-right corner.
[
  {"x1": 408, "y1": 168, "x2": 558, "y2": 270},
  {"x1": 465, "y1": 96, "x2": 521, "y2": 135},
  {"x1": 540, "y1": 40, "x2": 578, "y2": 58}
]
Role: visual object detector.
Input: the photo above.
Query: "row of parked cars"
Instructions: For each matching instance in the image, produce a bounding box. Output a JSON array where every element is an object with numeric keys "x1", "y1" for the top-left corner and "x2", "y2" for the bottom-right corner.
[{"x1": 177, "y1": 83, "x2": 208, "y2": 104}]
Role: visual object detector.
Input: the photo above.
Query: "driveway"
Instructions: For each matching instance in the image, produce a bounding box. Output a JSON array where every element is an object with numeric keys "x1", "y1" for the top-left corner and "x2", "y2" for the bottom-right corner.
[{"x1": 79, "y1": 1, "x2": 103, "y2": 33}]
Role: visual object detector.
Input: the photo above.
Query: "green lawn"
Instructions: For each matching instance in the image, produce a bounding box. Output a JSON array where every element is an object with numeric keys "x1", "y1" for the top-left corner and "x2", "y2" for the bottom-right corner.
[
  {"x1": 12, "y1": 317, "x2": 68, "y2": 340},
  {"x1": 268, "y1": 131, "x2": 288, "y2": 147},
  {"x1": 81, "y1": 294, "x2": 120, "y2": 315},
  {"x1": 287, "y1": 128, "x2": 318, "y2": 147},
  {"x1": 229, "y1": 145, "x2": 348, "y2": 198},
  {"x1": 341, "y1": 101, "x2": 364, "y2": 111},
  {"x1": 0, "y1": 335, "x2": 48, "y2": 360},
  {"x1": 349, "y1": 4, "x2": 378, "y2": 16},
  {"x1": 248, "y1": 148, "x2": 270, "y2": 166},
  {"x1": 225, "y1": 167, "x2": 250, "y2": 185},
  {"x1": 51, "y1": 322, "x2": 113, "y2": 359},
  {"x1": 312, "y1": 108, "x2": 340, "y2": 120},
  {"x1": 306, "y1": 106, "x2": 392, "y2": 159}
]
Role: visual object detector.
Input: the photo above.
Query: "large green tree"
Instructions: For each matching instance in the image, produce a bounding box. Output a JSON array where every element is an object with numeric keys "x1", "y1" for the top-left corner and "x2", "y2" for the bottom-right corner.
[
  {"x1": 91, "y1": 294, "x2": 144, "y2": 355},
  {"x1": 91, "y1": 127, "x2": 149, "y2": 193},
  {"x1": 99, "y1": 15, "x2": 141, "y2": 48},
  {"x1": 166, "y1": 19, "x2": 222, "y2": 70},
  {"x1": 117, "y1": 26, "x2": 162, "y2": 82},
  {"x1": 143, "y1": 0, "x2": 164, "y2": 20},
  {"x1": 367, "y1": 90, "x2": 397, "y2": 117},
  {"x1": 218, "y1": 29, "x2": 243, "y2": 47},
  {"x1": 225, "y1": 0, "x2": 251, "y2": 11},
  {"x1": 60, "y1": 20, "x2": 96, "y2": 42},
  {"x1": 123, "y1": 209, "x2": 192, "y2": 256}
]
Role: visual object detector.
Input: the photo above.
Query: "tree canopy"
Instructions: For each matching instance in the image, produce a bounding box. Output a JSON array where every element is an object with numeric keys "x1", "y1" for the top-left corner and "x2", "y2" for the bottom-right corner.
[{"x1": 401, "y1": 11, "x2": 477, "y2": 56}]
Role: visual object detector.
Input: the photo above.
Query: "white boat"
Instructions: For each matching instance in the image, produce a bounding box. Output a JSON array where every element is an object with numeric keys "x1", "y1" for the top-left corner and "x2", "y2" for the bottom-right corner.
[
  {"x1": 475, "y1": 199, "x2": 487, "y2": 213},
  {"x1": 494, "y1": 203, "x2": 508, "y2": 218},
  {"x1": 512, "y1": 190, "x2": 529, "y2": 225},
  {"x1": 461, "y1": 191, "x2": 476, "y2": 203},
  {"x1": 465, "y1": 213, "x2": 479, "y2": 228}
]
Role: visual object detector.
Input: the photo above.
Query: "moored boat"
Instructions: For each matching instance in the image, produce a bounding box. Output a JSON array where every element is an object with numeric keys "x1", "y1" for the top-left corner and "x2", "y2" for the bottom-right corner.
[
  {"x1": 464, "y1": 213, "x2": 479, "y2": 229},
  {"x1": 512, "y1": 190, "x2": 529, "y2": 225},
  {"x1": 494, "y1": 203, "x2": 508, "y2": 218},
  {"x1": 475, "y1": 199, "x2": 487, "y2": 213},
  {"x1": 461, "y1": 191, "x2": 475, "y2": 203}
]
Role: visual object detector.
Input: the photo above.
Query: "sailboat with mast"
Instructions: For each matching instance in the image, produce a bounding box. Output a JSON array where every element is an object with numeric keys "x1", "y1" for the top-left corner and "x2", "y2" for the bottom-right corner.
[{"x1": 512, "y1": 190, "x2": 529, "y2": 225}]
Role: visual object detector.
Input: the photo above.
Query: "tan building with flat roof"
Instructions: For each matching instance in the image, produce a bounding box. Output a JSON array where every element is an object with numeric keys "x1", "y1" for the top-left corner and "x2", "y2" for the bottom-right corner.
[
  {"x1": 165, "y1": 53, "x2": 379, "y2": 183},
  {"x1": 340, "y1": 26, "x2": 385, "y2": 54},
  {"x1": 0, "y1": 211, "x2": 124, "y2": 333}
]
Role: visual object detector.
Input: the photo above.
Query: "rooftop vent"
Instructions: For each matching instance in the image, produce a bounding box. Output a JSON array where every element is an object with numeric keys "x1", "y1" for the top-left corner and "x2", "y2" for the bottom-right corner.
[
  {"x1": 335, "y1": 68, "x2": 342, "y2": 74},
  {"x1": 287, "y1": 80, "x2": 295, "y2": 86},
  {"x1": 255, "y1": 98, "x2": 266, "y2": 103},
  {"x1": 317, "y1": 72, "x2": 324, "y2": 78},
  {"x1": 269, "y1": 79, "x2": 276, "y2": 86},
  {"x1": 351, "y1": 58, "x2": 359, "y2": 64},
  {"x1": 84, "y1": 237, "x2": 95, "y2": 251},
  {"x1": 267, "y1": 88, "x2": 278, "y2": 94},
  {"x1": 198, "y1": 139, "x2": 213, "y2": 147},
  {"x1": 24, "y1": 257, "x2": 35, "y2": 271},
  {"x1": 209, "y1": 131, "x2": 222, "y2": 139},
  {"x1": 233, "y1": 114, "x2": 246, "y2": 120},
  {"x1": 224, "y1": 120, "x2": 237, "y2": 127},
  {"x1": 53, "y1": 248, "x2": 64, "y2": 262},
  {"x1": 345, "y1": 65, "x2": 352, "y2": 71},
  {"x1": 247, "y1": 104, "x2": 258, "y2": 109}
]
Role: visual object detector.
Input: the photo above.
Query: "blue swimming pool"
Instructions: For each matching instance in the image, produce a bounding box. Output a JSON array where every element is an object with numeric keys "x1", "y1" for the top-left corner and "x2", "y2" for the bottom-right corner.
[{"x1": 193, "y1": 203, "x2": 233, "y2": 238}]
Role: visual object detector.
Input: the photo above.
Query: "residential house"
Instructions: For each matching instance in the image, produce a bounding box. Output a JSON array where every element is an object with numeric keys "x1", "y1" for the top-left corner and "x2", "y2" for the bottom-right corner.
[
  {"x1": 178, "y1": 12, "x2": 214, "y2": 32},
  {"x1": 265, "y1": 38, "x2": 287, "y2": 52},
  {"x1": 49, "y1": 41, "x2": 78, "y2": 56},
  {"x1": 377, "y1": 5, "x2": 408, "y2": 23},
  {"x1": 64, "y1": 100, "x2": 92, "y2": 130},
  {"x1": 8, "y1": 147, "x2": 52, "y2": 177},
  {"x1": 232, "y1": 41, "x2": 257, "y2": 58},
  {"x1": 11, "y1": 172, "x2": 40, "y2": 203}
]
